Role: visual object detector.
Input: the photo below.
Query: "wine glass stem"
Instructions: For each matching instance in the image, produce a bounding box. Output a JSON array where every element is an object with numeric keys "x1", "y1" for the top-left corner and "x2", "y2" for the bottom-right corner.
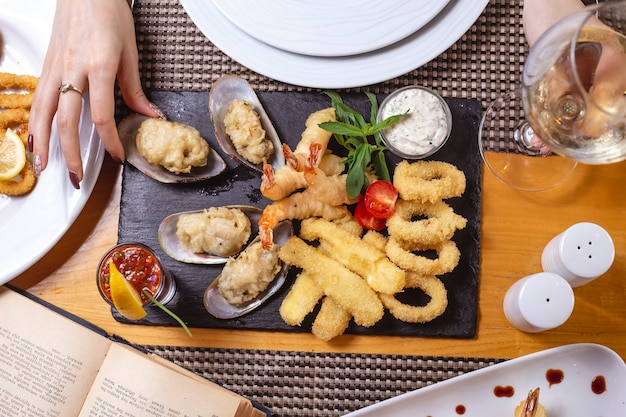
[{"x1": 515, "y1": 121, "x2": 542, "y2": 151}]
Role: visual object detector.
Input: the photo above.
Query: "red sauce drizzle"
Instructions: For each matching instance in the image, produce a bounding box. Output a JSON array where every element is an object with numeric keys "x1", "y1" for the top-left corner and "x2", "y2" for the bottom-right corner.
[
  {"x1": 455, "y1": 405, "x2": 466, "y2": 415},
  {"x1": 591, "y1": 375, "x2": 606, "y2": 394},
  {"x1": 494, "y1": 385, "x2": 515, "y2": 397},
  {"x1": 546, "y1": 368, "x2": 564, "y2": 387}
]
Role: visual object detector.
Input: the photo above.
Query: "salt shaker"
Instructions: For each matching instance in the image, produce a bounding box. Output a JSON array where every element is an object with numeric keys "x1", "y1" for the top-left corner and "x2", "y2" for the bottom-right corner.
[
  {"x1": 503, "y1": 272, "x2": 574, "y2": 333},
  {"x1": 541, "y1": 222, "x2": 614, "y2": 288}
]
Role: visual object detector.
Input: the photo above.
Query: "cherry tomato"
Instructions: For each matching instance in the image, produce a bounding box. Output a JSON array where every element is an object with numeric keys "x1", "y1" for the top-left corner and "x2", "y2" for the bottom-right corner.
[
  {"x1": 363, "y1": 180, "x2": 398, "y2": 219},
  {"x1": 354, "y1": 199, "x2": 386, "y2": 231}
]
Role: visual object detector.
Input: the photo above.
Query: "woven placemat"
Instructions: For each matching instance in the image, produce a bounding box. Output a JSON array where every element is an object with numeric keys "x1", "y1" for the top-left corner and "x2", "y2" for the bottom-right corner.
[
  {"x1": 146, "y1": 346, "x2": 505, "y2": 417},
  {"x1": 132, "y1": 0, "x2": 526, "y2": 103},
  {"x1": 130, "y1": 0, "x2": 511, "y2": 415}
]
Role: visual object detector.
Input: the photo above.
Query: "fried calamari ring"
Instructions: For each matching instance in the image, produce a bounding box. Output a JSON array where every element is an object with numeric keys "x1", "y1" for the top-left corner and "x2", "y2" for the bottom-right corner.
[
  {"x1": 0, "y1": 108, "x2": 29, "y2": 129},
  {"x1": 0, "y1": 92, "x2": 34, "y2": 109},
  {"x1": 379, "y1": 273, "x2": 448, "y2": 323},
  {"x1": 0, "y1": 72, "x2": 39, "y2": 90},
  {"x1": 386, "y1": 237, "x2": 460, "y2": 275},
  {"x1": 393, "y1": 160, "x2": 466, "y2": 203},
  {"x1": 2, "y1": 125, "x2": 29, "y2": 146},
  {"x1": 387, "y1": 200, "x2": 467, "y2": 245},
  {"x1": 16, "y1": 124, "x2": 29, "y2": 146},
  {"x1": 0, "y1": 161, "x2": 36, "y2": 196}
]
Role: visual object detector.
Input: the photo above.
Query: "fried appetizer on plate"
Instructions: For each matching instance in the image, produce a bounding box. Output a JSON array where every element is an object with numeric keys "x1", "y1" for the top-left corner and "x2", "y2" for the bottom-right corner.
[
  {"x1": 136, "y1": 118, "x2": 209, "y2": 174},
  {"x1": 218, "y1": 241, "x2": 281, "y2": 305},
  {"x1": 175, "y1": 207, "x2": 251, "y2": 257},
  {"x1": 224, "y1": 99, "x2": 274, "y2": 164}
]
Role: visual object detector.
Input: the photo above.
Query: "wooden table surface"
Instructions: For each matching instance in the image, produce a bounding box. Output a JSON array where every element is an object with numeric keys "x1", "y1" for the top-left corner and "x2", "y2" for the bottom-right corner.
[{"x1": 10, "y1": 152, "x2": 626, "y2": 360}]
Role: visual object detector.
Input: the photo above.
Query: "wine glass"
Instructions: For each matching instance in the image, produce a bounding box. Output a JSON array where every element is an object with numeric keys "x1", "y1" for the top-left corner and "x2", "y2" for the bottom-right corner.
[{"x1": 480, "y1": 1, "x2": 626, "y2": 191}]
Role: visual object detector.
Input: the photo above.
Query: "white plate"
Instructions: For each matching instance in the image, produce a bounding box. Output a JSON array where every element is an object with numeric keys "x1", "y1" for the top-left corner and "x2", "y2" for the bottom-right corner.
[
  {"x1": 344, "y1": 343, "x2": 626, "y2": 416},
  {"x1": 0, "y1": 0, "x2": 105, "y2": 284},
  {"x1": 211, "y1": 0, "x2": 450, "y2": 57},
  {"x1": 180, "y1": 0, "x2": 489, "y2": 88}
]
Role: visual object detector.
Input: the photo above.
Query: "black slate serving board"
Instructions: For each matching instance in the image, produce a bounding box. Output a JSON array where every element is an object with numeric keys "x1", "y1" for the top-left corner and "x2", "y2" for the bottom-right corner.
[{"x1": 116, "y1": 90, "x2": 482, "y2": 338}]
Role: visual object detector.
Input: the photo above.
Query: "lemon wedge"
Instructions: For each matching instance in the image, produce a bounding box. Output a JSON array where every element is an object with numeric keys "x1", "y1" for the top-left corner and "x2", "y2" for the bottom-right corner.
[
  {"x1": 0, "y1": 128, "x2": 27, "y2": 181},
  {"x1": 108, "y1": 261, "x2": 147, "y2": 320}
]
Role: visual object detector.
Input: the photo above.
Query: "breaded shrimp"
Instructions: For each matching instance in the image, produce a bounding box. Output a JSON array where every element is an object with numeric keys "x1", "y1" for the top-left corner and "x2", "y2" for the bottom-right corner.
[
  {"x1": 259, "y1": 190, "x2": 350, "y2": 249},
  {"x1": 261, "y1": 143, "x2": 345, "y2": 201},
  {"x1": 284, "y1": 107, "x2": 336, "y2": 171},
  {"x1": 260, "y1": 158, "x2": 308, "y2": 201},
  {"x1": 303, "y1": 168, "x2": 359, "y2": 206}
]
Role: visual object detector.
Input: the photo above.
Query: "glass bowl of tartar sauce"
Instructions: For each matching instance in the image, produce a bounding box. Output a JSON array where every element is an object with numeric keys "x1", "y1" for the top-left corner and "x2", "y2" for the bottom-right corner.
[{"x1": 377, "y1": 85, "x2": 452, "y2": 159}]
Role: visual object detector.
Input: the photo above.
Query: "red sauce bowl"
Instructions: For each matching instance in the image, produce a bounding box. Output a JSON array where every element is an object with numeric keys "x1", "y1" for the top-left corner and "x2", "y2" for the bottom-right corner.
[{"x1": 97, "y1": 243, "x2": 176, "y2": 307}]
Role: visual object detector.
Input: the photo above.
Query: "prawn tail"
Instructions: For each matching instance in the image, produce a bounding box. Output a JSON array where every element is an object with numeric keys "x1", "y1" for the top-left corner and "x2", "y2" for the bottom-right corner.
[
  {"x1": 306, "y1": 142, "x2": 323, "y2": 170},
  {"x1": 259, "y1": 225, "x2": 274, "y2": 250},
  {"x1": 259, "y1": 206, "x2": 279, "y2": 249},
  {"x1": 261, "y1": 158, "x2": 275, "y2": 193},
  {"x1": 283, "y1": 144, "x2": 303, "y2": 171},
  {"x1": 521, "y1": 388, "x2": 540, "y2": 417}
]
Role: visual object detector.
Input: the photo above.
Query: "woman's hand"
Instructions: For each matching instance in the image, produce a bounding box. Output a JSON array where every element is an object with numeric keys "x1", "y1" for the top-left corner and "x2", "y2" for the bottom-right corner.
[
  {"x1": 522, "y1": 0, "x2": 585, "y2": 47},
  {"x1": 28, "y1": 0, "x2": 163, "y2": 189}
]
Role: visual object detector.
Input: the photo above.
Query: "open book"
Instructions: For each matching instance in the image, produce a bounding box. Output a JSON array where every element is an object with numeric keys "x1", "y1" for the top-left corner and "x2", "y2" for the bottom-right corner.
[{"x1": 0, "y1": 286, "x2": 269, "y2": 417}]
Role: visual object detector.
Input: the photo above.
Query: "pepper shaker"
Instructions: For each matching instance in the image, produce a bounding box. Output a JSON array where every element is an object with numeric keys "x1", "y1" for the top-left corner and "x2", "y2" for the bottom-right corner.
[{"x1": 541, "y1": 222, "x2": 614, "y2": 288}]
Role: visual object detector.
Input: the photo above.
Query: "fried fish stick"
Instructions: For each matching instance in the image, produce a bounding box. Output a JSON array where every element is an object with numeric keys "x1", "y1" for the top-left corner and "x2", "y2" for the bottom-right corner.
[
  {"x1": 279, "y1": 236, "x2": 384, "y2": 327},
  {"x1": 0, "y1": 73, "x2": 39, "y2": 90},
  {"x1": 300, "y1": 218, "x2": 405, "y2": 295},
  {"x1": 362, "y1": 230, "x2": 388, "y2": 251},
  {"x1": 312, "y1": 297, "x2": 352, "y2": 341},
  {"x1": 279, "y1": 271, "x2": 324, "y2": 326},
  {"x1": 0, "y1": 92, "x2": 34, "y2": 109}
]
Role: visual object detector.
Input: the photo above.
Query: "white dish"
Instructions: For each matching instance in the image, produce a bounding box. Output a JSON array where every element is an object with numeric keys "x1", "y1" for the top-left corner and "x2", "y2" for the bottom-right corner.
[
  {"x1": 0, "y1": 0, "x2": 104, "y2": 284},
  {"x1": 180, "y1": 0, "x2": 489, "y2": 88},
  {"x1": 211, "y1": 0, "x2": 450, "y2": 57},
  {"x1": 344, "y1": 343, "x2": 626, "y2": 416}
]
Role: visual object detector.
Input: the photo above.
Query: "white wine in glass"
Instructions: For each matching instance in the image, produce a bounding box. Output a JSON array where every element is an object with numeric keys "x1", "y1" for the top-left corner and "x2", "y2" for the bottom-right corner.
[
  {"x1": 480, "y1": 1, "x2": 626, "y2": 191},
  {"x1": 522, "y1": 2, "x2": 626, "y2": 164}
]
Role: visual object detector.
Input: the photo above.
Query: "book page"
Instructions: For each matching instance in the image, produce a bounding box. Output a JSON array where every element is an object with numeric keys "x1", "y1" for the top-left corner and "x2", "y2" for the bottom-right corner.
[
  {"x1": 146, "y1": 354, "x2": 265, "y2": 417},
  {"x1": 78, "y1": 343, "x2": 255, "y2": 417},
  {"x1": 0, "y1": 287, "x2": 112, "y2": 417}
]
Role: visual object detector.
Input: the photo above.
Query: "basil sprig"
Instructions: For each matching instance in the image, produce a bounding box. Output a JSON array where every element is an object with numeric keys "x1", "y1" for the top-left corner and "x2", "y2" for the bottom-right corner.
[{"x1": 319, "y1": 91, "x2": 405, "y2": 198}]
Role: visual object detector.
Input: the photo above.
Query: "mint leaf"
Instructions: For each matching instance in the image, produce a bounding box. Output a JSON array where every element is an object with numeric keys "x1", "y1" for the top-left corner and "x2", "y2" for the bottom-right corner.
[
  {"x1": 318, "y1": 121, "x2": 364, "y2": 137},
  {"x1": 320, "y1": 92, "x2": 401, "y2": 196},
  {"x1": 373, "y1": 150, "x2": 391, "y2": 183}
]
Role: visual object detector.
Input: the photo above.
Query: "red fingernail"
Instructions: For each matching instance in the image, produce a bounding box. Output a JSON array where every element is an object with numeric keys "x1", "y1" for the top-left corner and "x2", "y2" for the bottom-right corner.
[
  {"x1": 27, "y1": 134, "x2": 33, "y2": 152},
  {"x1": 69, "y1": 171, "x2": 81, "y2": 190}
]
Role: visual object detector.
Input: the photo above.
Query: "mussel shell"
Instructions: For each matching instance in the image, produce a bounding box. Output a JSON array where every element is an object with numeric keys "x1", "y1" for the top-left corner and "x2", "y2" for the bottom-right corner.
[
  {"x1": 158, "y1": 205, "x2": 263, "y2": 265},
  {"x1": 209, "y1": 75, "x2": 285, "y2": 173},
  {"x1": 118, "y1": 113, "x2": 227, "y2": 184},
  {"x1": 203, "y1": 220, "x2": 293, "y2": 319}
]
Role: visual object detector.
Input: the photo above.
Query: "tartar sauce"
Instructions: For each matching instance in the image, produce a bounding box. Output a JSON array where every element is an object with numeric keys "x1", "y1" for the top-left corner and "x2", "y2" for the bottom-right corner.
[{"x1": 380, "y1": 87, "x2": 450, "y2": 157}]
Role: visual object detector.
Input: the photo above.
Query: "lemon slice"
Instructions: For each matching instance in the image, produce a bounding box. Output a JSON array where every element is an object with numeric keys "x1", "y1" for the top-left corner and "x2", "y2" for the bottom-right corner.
[
  {"x1": 0, "y1": 128, "x2": 27, "y2": 181},
  {"x1": 108, "y1": 261, "x2": 147, "y2": 320}
]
